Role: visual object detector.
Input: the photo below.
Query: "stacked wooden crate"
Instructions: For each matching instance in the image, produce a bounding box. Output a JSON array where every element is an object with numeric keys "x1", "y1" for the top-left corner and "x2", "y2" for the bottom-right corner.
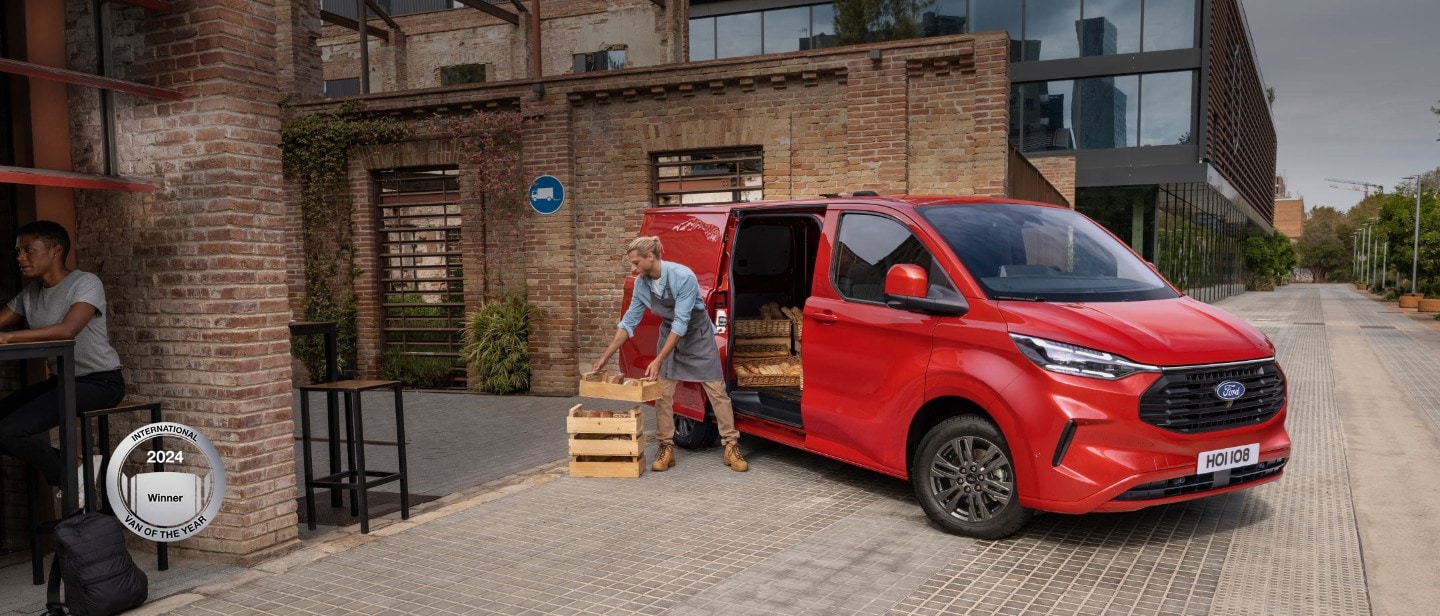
[
  {"x1": 567, "y1": 403, "x2": 646, "y2": 478},
  {"x1": 570, "y1": 371, "x2": 658, "y2": 478}
]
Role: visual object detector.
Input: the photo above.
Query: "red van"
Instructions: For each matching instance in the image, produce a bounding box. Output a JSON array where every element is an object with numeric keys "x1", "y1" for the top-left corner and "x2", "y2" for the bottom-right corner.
[{"x1": 617, "y1": 195, "x2": 1289, "y2": 539}]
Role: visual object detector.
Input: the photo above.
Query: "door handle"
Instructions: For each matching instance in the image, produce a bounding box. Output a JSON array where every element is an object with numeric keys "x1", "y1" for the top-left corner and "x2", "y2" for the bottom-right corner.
[{"x1": 812, "y1": 312, "x2": 839, "y2": 324}]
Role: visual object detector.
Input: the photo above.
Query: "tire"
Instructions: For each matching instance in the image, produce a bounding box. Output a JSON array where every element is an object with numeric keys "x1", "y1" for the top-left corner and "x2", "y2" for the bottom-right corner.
[
  {"x1": 673, "y1": 410, "x2": 718, "y2": 449},
  {"x1": 911, "y1": 415, "x2": 1031, "y2": 539}
]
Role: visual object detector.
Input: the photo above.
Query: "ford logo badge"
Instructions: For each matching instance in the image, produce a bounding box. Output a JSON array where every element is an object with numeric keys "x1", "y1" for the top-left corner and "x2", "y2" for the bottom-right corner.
[{"x1": 1215, "y1": 380, "x2": 1246, "y2": 401}]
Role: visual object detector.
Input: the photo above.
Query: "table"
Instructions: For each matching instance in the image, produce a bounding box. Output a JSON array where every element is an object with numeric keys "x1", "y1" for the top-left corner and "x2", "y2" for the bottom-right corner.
[
  {"x1": 288, "y1": 321, "x2": 345, "y2": 507},
  {"x1": 0, "y1": 340, "x2": 81, "y2": 514}
]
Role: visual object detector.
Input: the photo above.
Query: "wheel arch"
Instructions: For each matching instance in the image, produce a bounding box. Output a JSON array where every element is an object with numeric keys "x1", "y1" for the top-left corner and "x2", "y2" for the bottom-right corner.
[{"x1": 905, "y1": 396, "x2": 995, "y2": 477}]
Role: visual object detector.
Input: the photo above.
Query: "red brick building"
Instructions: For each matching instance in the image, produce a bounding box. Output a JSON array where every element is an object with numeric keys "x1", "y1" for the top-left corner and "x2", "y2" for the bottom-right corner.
[{"x1": 1, "y1": 0, "x2": 1066, "y2": 561}]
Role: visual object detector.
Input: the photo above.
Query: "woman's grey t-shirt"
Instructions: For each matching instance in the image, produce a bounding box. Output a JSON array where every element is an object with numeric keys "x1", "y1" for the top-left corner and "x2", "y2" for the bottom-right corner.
[{"x1": 6, "y1": 270, "x2": 122, "y2": 376}]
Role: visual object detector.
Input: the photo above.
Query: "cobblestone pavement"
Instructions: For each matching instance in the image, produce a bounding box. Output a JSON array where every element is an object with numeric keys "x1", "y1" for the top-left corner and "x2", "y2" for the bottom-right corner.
[{"x1": 8, "y1": 284, "x2": 1438, "y2": 615}]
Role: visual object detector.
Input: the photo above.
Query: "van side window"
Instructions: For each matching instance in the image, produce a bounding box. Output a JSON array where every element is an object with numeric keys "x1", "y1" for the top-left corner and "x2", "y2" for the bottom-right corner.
[{"x1": 834, "y1": 213, "x2": 956, "y2": 304}]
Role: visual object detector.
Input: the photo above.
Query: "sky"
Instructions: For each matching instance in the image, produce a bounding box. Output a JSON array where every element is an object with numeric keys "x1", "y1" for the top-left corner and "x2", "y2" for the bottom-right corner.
[{"x1": 1243, "y1": 0, "x2": 1440, "y2": 212}]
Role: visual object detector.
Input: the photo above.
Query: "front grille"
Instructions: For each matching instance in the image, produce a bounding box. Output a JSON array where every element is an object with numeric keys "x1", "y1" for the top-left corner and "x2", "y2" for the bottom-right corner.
[
  {"x1": 1139, "y1": 361, "x2": 1285, "y2": 433},
  {"x1": 1115, "y1": 458, "x2": 1287, "y2": 501}
]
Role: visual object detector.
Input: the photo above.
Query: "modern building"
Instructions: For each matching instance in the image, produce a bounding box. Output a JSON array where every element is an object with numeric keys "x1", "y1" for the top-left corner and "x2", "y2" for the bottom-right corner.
[{"x1": 688, "y1": 0, "x2": 1277, "y2": 302}]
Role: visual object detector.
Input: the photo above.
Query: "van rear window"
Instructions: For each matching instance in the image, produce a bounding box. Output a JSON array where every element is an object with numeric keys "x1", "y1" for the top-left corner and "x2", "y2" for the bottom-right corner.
[{"x1": 918, "y1": 204, "x2": 1179, "y2": 303}]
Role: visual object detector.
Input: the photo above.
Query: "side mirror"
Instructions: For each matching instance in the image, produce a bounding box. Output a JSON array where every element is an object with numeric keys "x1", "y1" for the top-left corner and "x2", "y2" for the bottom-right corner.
[
  {"x1": 884, "y1": 264, "x2": 970, "y2": 317},
  {"x1": 884, "y1": 264, "x2": 928, "y2": 299}
]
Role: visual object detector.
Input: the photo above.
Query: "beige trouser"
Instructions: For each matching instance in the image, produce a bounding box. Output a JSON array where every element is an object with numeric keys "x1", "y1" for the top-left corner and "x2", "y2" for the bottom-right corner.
[{"x1": 655, "y1": 379, "x2": 739, "y2": 445}]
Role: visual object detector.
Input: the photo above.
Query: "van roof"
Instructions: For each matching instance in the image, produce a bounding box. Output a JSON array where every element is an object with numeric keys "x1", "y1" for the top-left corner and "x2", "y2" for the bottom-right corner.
[{"x1": 644, "y1": 195, "x2": 1067, "y2": 215}]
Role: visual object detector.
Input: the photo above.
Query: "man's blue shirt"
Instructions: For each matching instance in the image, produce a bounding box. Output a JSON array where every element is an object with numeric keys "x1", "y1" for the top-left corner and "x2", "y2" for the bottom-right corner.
[{"x1": 618, "y1": 261, "x2": 700, "y2": 338}]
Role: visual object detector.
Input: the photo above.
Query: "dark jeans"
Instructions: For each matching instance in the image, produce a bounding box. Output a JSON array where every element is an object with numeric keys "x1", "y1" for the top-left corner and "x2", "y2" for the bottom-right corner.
[{"x1": 0, "y1": 369, "x2": 125, "y2": 485}]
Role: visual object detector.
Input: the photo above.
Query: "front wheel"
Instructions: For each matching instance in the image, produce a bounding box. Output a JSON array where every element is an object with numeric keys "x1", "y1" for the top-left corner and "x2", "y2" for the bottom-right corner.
[{"x1": 912, "y1": 416, "x2": 1031, "y2": 539}]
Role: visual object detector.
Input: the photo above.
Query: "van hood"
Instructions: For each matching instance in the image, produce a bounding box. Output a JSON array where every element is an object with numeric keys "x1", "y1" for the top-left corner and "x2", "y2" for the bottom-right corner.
[{"x1": 997, "y1": 297, "x2": 1273, "y2": 367}]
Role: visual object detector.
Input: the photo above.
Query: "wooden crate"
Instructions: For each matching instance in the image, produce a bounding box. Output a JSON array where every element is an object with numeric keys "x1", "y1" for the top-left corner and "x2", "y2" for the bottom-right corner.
[
  {"x1": 566, "y1": 404, "x2": 646, "y2": 478},
  {"x1": 569, "y1": 455, "x2": 645, "y2": 478},
  {"x1": 569, "y1": 433, "x2": 645, "y2": 457},
  {"x1": 579, "y1": 371, "x2": 663, "y2": 402}
]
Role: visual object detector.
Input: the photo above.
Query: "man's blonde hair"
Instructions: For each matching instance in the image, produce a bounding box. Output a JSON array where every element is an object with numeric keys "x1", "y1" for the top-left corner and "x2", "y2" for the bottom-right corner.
[{"x1": 627, "y1": 236, "x2": 662, "y2": 258}]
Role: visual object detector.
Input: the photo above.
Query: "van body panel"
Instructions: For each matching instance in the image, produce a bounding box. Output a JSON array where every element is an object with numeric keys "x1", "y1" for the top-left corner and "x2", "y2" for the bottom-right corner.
[{"x1": 996, "y1": 297, "x2": 1273, "y2": 366}]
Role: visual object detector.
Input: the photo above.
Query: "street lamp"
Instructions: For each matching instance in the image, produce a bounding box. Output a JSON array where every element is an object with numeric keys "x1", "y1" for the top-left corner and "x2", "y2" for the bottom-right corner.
[
  {"x1": 1352, "y1": 231, "x2": 1360, "y2": 282},
  {"x1": 1404, "y1": 175, "x2": 1422, "y2": 295}
]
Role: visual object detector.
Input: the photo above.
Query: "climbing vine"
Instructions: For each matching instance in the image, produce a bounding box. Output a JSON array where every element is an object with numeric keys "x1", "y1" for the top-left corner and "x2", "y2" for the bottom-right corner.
[{"x1": 281, "y1": 103, "x2": 408, "y2": 382}]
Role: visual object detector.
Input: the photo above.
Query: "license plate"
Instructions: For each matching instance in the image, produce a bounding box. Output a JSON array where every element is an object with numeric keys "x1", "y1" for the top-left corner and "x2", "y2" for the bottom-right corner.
[{"x1": 1197, "y1": 443, "x2": 1259, "y2": 473}]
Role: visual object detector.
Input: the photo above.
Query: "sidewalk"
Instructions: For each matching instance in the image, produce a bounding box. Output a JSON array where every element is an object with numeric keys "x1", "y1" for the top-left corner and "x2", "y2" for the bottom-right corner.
[{"x1": 5, "y1": 283, "x2": 1440, "y2": 615}]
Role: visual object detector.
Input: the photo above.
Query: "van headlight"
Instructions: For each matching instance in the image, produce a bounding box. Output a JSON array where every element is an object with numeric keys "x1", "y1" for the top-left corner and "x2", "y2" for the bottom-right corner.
[{"x1": 1010, "y1": 334, "x2": 1159, "y2": 380}]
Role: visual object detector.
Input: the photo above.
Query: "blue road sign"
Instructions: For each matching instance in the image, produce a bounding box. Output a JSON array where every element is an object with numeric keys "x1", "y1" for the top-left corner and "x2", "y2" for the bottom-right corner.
[{"x1": 529, "y1": 175, "x2": 565, "y2": 215}]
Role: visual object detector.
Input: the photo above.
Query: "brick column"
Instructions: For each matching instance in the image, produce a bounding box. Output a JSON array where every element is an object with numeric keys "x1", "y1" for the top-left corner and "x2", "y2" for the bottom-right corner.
[
  {"x1": 276, "y1": 0, "x2": 323, "y2": 101},
  {"x1": 844, "y1": 48, "x2": 910, "y2": 193},
  {"x1": 520, "y1": 94, "x2": 578, "y2": 395},
  {"x1": 79, "y1": 0, "x2": 299, "y2": 562}
]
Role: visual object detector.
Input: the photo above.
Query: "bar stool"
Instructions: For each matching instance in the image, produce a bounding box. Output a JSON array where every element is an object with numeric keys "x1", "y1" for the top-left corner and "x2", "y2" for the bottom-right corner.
[
  {"x1": 25, "y1": 399, "x2": 168, "y2": 585},
  {"x1": 297, "y1": 379, "x2": 409, "y2": 534}
]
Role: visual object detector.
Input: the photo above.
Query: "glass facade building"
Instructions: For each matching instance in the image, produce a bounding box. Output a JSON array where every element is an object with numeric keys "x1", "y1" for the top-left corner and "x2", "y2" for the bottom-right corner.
[{"x1": 689, "y1": 0, "x2": 1275, "y2": 302}]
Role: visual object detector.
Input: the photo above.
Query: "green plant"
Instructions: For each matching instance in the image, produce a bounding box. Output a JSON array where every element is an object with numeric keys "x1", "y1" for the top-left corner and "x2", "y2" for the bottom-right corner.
[
  {"x1": 282, "y1": 104, "x2": 409, "y2": 381},
  {"x1": 379, "y1": 350, "x2": 457, "y2": 388},
  {"x1": 461, "y1": 291, "x2": 545, "y2": 394}
]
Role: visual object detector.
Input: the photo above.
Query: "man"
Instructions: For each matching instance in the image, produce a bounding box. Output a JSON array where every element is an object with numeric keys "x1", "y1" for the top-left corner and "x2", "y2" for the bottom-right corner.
[
  {"x1": 592, "y1": 236, "x2": 747, "y2": 473},
  {"x1": 0, "y1": 221, "x2": 125, "y2": 488}
]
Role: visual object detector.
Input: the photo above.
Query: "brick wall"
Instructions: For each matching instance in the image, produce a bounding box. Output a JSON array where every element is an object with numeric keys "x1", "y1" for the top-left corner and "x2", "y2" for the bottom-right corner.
[
  {"x1": 291, "y1": 32, "x2": 1029, "y2": 395},
  {"x1": 318, "y1": 0, "x2": 676, "y2": 91},
  {"x1": 1273, "y1": 197, "x2": 1304, "y2": 240},
  {"x1": 66, "y1": 0, "x2": 299, "y2": 562},
  {"x1": 1027, "y1": 155, "x2": 1077, "y2": 208}
]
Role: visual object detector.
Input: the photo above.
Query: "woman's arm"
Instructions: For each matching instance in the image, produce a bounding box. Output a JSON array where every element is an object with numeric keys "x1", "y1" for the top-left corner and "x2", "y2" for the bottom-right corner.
[{"x1": 0, "y1": 302, "x2": 95, "y2": 344}]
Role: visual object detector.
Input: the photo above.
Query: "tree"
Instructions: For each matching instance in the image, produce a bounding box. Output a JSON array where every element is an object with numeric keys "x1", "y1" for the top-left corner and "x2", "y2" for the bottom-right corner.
[
  {"x1": 1297, "y1": 206, "x2": 1350, "y2": 282},
  {"x1": 1244, "y1": 229, "x2": 1298, "y2": 290},
  {"x1": 1374, "y1": 171, "x2": 1440, "y2": 294},
  {"x1": 834, "y1": 0, "x2": 928, "y2": 45}
]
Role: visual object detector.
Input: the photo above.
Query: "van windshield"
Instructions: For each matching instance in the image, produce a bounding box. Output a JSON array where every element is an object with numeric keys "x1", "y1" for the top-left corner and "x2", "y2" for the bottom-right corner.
[{"x1": 918, "y1": 204, "x2": 1179, "y2": 303}]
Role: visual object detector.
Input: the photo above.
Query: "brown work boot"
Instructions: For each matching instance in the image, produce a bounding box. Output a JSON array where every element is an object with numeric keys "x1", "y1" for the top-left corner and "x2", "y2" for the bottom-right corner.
[
  {"x1": 651, "y1": 443, "x2": 675, "y2": 472},
  {"x1": 723, "y1": 441, "x2": 749, "y2": 472}
]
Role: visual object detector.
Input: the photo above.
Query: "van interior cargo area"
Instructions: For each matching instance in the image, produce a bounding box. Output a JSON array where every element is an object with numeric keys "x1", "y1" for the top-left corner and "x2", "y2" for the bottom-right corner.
[{"x1": 727, "y1": 214, "x2": 820, "y2": 428}]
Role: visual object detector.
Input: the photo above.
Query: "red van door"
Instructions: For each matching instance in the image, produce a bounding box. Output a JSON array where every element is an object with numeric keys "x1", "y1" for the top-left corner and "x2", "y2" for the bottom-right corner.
[{"x1": 802, "y1": 208, "x2": 951, "y2": 476}]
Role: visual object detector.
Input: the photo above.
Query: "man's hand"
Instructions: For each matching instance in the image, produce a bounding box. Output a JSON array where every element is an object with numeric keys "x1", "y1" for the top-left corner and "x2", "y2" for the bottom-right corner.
[
  {"x1": 645, "y1": 358, "x2": 663, "y2": 380},
  {"x1": 591, "y1": 356, "x2": 608, "y2": 374},
  {"x1": 0, "y1": 332, "x2": 12, "y2": 344}
]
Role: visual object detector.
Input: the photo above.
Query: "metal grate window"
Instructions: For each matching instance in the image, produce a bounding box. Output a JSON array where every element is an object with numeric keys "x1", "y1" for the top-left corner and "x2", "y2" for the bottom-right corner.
[
  {"x1": 377, "y1": 167, "x2": 465, "y2": 387},
  {"x1": 653, "y1": 147, "x2": 763, "y2": 206}
]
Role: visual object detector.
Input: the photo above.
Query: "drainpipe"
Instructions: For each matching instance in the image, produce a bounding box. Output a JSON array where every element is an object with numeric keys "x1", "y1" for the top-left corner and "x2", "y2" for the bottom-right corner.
[{"x1": 532, "y1": 0, "x2": 541, "y2": 79}]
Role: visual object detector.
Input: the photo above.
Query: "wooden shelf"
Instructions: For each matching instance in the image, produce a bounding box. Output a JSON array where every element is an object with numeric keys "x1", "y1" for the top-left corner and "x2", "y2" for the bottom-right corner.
[
  {"x1": 0, "y1": 58, "x2": 183, "y2": 101},
  {"x1": 0, "y1": 166, "x2": 157, "y2": 193}
]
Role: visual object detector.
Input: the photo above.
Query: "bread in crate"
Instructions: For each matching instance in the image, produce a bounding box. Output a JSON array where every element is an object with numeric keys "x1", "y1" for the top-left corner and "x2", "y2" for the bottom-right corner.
[{"x1": 579, "y1": 371, "x2": 662, "y2": 402}]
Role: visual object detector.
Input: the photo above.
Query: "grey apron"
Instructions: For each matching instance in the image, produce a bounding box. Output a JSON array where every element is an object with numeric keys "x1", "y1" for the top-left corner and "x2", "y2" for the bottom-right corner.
[{"x1": 649, "y1": 279, "x2": 723, "y2": 382}]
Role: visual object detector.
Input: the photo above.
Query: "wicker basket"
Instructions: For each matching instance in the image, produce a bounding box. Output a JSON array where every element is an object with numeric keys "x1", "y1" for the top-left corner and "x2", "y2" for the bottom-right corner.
[
  {"x1": 734, "y1": 356, "x2": 802, "y2": 388},
  {"x1": 733, "y1": 319, "x2": 792, "y2": 339},
  {"x1": 734, "y1": 344, "x2": 791, "y2": 358},
  {"x1": 793, "y1": 320, "x2": 803, "y2": 342}
]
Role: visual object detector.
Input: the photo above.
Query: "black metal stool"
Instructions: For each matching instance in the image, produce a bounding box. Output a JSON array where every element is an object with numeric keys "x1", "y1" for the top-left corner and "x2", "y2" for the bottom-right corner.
[
  {"x1": 297, "y1": 380, "x2": 408, "y2": 534},
  {"x1": 26, "y1": 399, "x2": 169, "y2": 585}
]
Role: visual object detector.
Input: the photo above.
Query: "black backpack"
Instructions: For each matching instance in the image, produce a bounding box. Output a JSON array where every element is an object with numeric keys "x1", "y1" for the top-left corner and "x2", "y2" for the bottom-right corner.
[{"x1": 45, "y1": 512, "x2": 148, "y2": 616}]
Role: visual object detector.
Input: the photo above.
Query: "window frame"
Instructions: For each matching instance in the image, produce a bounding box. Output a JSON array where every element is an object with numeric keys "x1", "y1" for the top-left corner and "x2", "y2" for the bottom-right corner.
[
  {"x1": 830, "y1": 211, "x2": 957, "y2": 306},
  {"x1": 651, "y1": 147, "x2": 765, "y2": 207}
]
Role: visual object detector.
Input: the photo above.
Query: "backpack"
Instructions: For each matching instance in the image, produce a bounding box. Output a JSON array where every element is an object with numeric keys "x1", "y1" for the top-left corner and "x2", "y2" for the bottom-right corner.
[{"x1": 45, "y1": 512, "x2": 148, "y2": 616}]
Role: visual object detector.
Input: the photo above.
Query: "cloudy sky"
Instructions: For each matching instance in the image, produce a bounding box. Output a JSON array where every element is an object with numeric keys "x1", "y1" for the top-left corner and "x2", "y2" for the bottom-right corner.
[{"x1": 1243, "y1": 0, "x2": 1440, "y2": 212}]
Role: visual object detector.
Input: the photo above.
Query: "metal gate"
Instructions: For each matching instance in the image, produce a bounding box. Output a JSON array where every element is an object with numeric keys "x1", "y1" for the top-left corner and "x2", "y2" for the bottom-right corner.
[{"x1": 377, "y1": 167, "x2": 465, "y2": 387}]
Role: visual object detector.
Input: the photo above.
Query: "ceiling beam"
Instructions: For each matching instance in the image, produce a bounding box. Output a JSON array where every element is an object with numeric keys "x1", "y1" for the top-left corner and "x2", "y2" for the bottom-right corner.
[
  {"x1": 0, "y1": 166, "x2": 157, "y2": 193},
  {"x1": 508, "y1": 0, "x2": 527, "y2": 12},
  {"x1": 320, "y1": 10, "x2": 390, "y2": 42},
  {"x1": 453, "y1": 0, "x2": 519, "y2": 26},
  {"x1": 0, "y1": 57, "x2": 182, "y2": 101},
  {"x1": 364, "y1": 0, "x2": 402, "y2": 30},
  {"x1": 645, "y1": 0, "x2": 665, "y2": 7}
]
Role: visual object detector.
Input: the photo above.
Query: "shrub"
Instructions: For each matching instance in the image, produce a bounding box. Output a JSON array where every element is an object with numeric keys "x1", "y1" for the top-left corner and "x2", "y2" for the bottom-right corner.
[
  {"x1": 379, "y1": 350, "x2": 456, "y2": 388},
  {"x1": 462, "y1": 291, "x2": 545, "y2": 394}
]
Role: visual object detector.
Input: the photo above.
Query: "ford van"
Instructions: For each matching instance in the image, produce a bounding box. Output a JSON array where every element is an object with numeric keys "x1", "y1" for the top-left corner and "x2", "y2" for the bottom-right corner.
[{"x1": 616, "y1": 195, "x2": 1289, "y2": 539}]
